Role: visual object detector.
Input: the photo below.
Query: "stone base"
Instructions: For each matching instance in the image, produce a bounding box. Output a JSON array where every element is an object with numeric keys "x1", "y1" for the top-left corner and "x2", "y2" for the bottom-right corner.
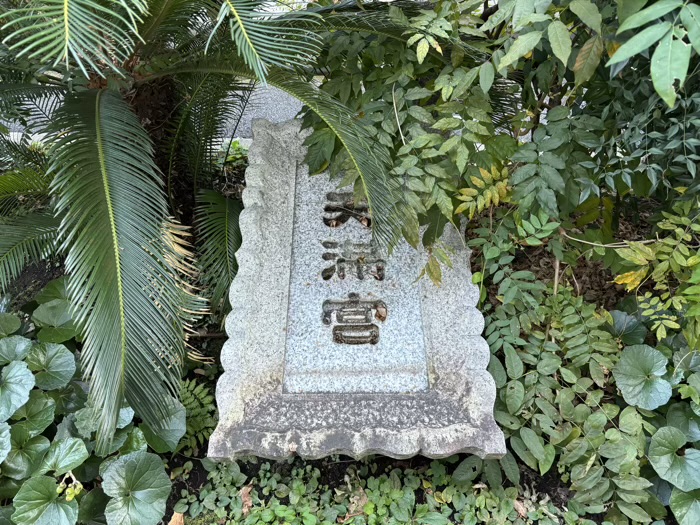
[{"x1": 209, "y1": 380, "x2": 505, "y2": 460}]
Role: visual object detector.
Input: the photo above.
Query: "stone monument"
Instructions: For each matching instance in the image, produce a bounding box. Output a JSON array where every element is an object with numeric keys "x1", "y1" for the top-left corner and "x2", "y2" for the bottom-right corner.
[{"x1": 208, "y1": 119, "x2": 505, "y2": 459}]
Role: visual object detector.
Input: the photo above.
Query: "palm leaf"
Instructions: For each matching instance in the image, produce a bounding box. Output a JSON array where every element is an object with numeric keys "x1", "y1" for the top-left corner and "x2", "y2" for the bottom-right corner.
[
  {"x1": 0, "y1": 84, "x2": 64, "y2": 133},
  {"x1": 195, "y1": 190, "x2": 242, "y2": 318},
  {"x1": 0, "y1": 212, "x2": 60, "y2": 292},
  {"x1": 207, "y1": 0, "x2": 322, "y2": 83},
  {"x1": 0, "y1": 0, "x2": 145, "y2": 76},
  {"x1": 48, "y1": 89, "x2": 193, "y2": 452},
  {"x1": 0, "y1": 167, "x2": 52, "y2": 215},
  {"x1": 142, "y1": 58, "x2": 405, "y2": 248}
]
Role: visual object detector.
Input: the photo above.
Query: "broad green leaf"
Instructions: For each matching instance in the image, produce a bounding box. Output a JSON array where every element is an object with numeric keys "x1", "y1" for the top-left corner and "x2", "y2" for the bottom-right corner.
[
  {"x1": 32, "y1": 299, "x2": 73, "y2": 328},
  {"x1": 139, "y1": 397, "x2": 186, "y2": 453},
  {"x1": 500, "y1": 452, "x2": 520, "y2": 485},
  {"x1": 0, "y1": 336, "x2": 32, "y2": 365},
  {"x1": 608, "y1": 310, "x2": 648, "y2": 345},
  {"x1": 681, "y1": 4, "x2": 700, "y2": 53},
  {"x1": 670, "y1": 488, "x2": 700, "y2": 525},
  {"x1": 570, "y1": 0, "x2": 602, "y2": 32},
  {"x1": 651, "y1": 33, "x2": 691, "y2": 107},
  {"x1": 35, "y1": 277, "x2": 70, "y2": 304},
  {"x1": 548, "y1": 20, "x2": 572, "y2": 66},
  {"x1": 520, "y1": 427, "x2": 546, "y2": 461},
  {"x1": 78, "y1": 488, "x2": 109, "y2": 525},
  {"x1": 12, "y1": 390, "x2": 55, "y2": 437},
  {"x1": 452, "y1": 456, "x2": 482, "y2": 483},
  {"x1": 667, "y1": 402, "x2": 700, "y2": 442},
  {"x1": 539, "y1": 444, "x2": 556, "y2": 474},
  {"x1": 11, "y1": 476, "x2": 78, "y2": 525},
  {"x1": 0, "y1": 361, "x2": 34, "y2": 421},
  {"x1": 617, "y1": 501, "x2": 652, "y2": 522},
  {"x1": 119, "y1": 427, "x2": 148, "y2": 455},
  {"x1": 574, "y1": 35, "x2": 604, "y2": 85},
  {"x1": 0, "y1": 314, "x2": 20, "y2": 337},
  {"x1": 0, "y1": 422, "x2": 10, "y2": 464},
  {"x1": 613, "y1": 345, "x2": 671, "y2": 410},
  {"x1": 26, "y1": 343, "x2": 76, "y2": 390},
  {"x1": 618, "y1": 0, "x2": 684, "y2": 33},
  {"x1": 479, "y1": 62, "x2": 494, "y2": 93},
  {"x1": 539, "y1": 165, "x2": 565, "y2": 193},
  {"x1": 38, "y1": 438, "x2": 89, "y2": 476},
  {"x1": 498, "y1": 31, "x2": 543, "y2": 71},
  {"x1": 607, "y1": 22, "x2": 672, "y2": 65},
  {"x1": 648, "y1": 427, "x2": 700, "y2": 492},
  {"x1": 2, "y1": 426, "x2": 49, "y2": 480},
  {"x1": 506, "y1": 380, "x2": 525, "y2": 414},
  {"x1": 102, "y1": 451, "x2": 171, "y2": 525}
]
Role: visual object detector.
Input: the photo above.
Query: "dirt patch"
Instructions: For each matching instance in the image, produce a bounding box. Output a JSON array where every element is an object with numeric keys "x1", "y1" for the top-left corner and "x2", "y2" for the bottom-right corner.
[{"x1": 4, "y1": 259, "x2": 64, "y2": 311}]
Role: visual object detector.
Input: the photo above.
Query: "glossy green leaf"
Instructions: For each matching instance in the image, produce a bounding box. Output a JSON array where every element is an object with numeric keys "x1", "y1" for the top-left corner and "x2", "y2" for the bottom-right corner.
[
  {"x1": 139, "y1": 397, "x2": 186, "y2": 453},
  {"x1": 651, "y1": 33, "x2": 691, "y2": 108},
  {"x1": 667, "y1": 402, "x2": 700, "y2": 442},
  {"x1": 548, "y1": 20, "x2": 572, "y2": 66},
  {"x1": 648, "y1": 427, "x2": 700, "y2": 492},
  {"x1": 681, "y1": 4, "x2": 700, "y2": 53},
  {"x1": 570, "y1": 0, "x2": 602, "y2": 32},
  {"x1": 32, "y1": 299, "x2": 73, "y2": 329},
  {"x1": 78, "y1": 488, "x2": 109, "y2": 525},
  {"x1": 26, "y1": 343, "x2": 76, "y2": 390},
  {"x1": 12, "y1": 390, "x2": 55, "y2": 437},
  {"x1": 607, "y1": 22, "x2": 671, "y2": 65},
  {"x1": 0, "y1": 361, "x2": 34, "y2": 421},
  {"x1": 498, "y1": 31, "x2": 542, "y2": 71},
  {"x1": 613, "y1": 345, "x2": 672, "y2": 410},
  {"x1": 0, "y1": 422, "x2": 10, "y2": 464},
  {"x1": 520, "y1": 427, "x2": 546, "y2": 461},
  {"x1": 608, "y1": 310, "x2": 647, "y2": 345},
  {"x1": 0, "y1": 314, "x2": 20, "y2": 337},
  {"x1": 38, "y1": 438, "x2": 89, "y2": 476},
  {"x1": 2, "y1": 426, "x2": 49, "y2": 480},
  {"x1": 102, "y1": 451, "x2": 171, "y2": 525},
  {"x1": 0, "y1": 336, "x2": 32, "y2": 365},
  {"x1": 670, "y1": 488, "x2": 700, "y2": 525},
  {"x1": 11, "y1": 476, "x2": 78, "y2": 525},
  {"x1": 618, "y1": 0, "x2": 684, "y2": 33}
]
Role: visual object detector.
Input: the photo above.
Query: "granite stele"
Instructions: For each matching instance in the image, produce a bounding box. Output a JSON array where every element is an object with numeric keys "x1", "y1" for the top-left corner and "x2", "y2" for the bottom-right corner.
[{"x1": 208, "y1": 119, "x2": 506, "y2": 460}]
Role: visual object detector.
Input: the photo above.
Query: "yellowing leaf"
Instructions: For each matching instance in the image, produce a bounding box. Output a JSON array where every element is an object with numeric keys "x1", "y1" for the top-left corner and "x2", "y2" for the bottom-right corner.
[
  {"x1": 574, "y1": 35, "x2": 604, "y2": 85},
  {"x1": 614, "y1": 269, "x2": 648, "y2": 290},
  {"x1": 416, "y1": 38, "x2": 429, "y2": 64}
]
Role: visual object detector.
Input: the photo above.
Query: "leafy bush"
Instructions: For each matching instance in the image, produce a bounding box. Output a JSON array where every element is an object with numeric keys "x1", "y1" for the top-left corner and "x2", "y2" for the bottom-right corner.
[{"x1": 0, "y1": 280, "x2": 182, "y2": 525}]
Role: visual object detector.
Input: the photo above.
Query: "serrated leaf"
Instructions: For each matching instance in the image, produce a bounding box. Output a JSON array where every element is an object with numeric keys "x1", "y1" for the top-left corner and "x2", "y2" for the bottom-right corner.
[
  {"x1": 607, "y1": 23, "x2": 672, "y2": 66},
  {"x1": 498, "y1": 31, "x2": 543, "y2": 71},
  {"x1": 548, "y1": 20, "x2": 572, "y2": 66},
  {"x1": 12, "y1": 390, "x2": 55, "y2": 437},
  {"x1": 38, "y1": 438, "x2": 88, "y2": 476},
  {"x1": 648, "y1": 427, "x2": 700, "y2": 492},
  {"x1": 651, "y1": 33, "x2": 691, "y2": 108},
  {"x1": 0, "y1": 314, "x2": 20, "y2": 338},
  {"x1": 0, "y1": 361, "x2": 34, "y2": 422},
  {"x1": 670, "y1": 488, "x2": 700, "y2": 525},
  {"x1": 574, "y1": 35, "x2": 604, "y2": 85},
  {"x1": 570, "y1": 0, "x2": 602, "y2": 32},
  {"x1": 2, "y1": 426, "x2": 50, "y2": 480},
  {"x1": 0, "y1": 336, "x2": 32, "y2": 365},
  {"x1": 608, "y1": 310, "x2": 647, "y2": 345},
  {"x1": 613, "y1": 345, "x2": 672, "y2": 410},
  {"x1": 103, "y1": 451, "x2": 171, "y2": 525},
  {"x1": 12, "y1": 476, "x2": 77, "y2": 525},
  {"x1": 26, "y1": 343, "x2": 76, "y2": 391}
]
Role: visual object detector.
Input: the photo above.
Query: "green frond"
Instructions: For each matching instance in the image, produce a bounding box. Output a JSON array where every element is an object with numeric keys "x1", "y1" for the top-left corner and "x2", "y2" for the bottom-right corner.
[
  {"x1": 195, "y1": 189, "x2": 242, "y2": 317},
  {"x1": 0, "y1": 212, "x2": 60, "y2": 292},
  {"x1": 48, "y1": 89, "x2": 192, "y2": 453},
  {"x1": 0, "y1": 167, "x2": 52, "y2": 216},
  {"x1": 0, "y1": 84, "x2": 65, "y2": 132},
  {"x1": 0, "y1": 0, "x2": 145, "y2": 76},
  {"x1": 137, "y1": 0, "x2": 219, "y2": 53},
  {"x1": 141, "y1": 59, "x2": 405, "y2": 248},
  {"x1": 208, "y1": 0, "x2": 322, "y2": 83}
]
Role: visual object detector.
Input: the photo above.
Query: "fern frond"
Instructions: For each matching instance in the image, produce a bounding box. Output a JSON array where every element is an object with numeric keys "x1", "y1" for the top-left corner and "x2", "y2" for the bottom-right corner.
[
  {"x1": 208, "y1": 0, "x2": 322, "y2": 83},
  {"x1": 195, "y1": 189, "x2": 242, "y2": 318},
  {"x1": 0, "y1": 212, "x2": 60, "y2": 292},
  {"x1": 48, "y1": 89, "x2": 193, "y2": 453}
]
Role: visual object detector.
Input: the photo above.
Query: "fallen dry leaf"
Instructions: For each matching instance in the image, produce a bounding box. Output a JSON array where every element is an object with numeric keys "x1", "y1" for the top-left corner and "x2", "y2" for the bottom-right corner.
[
  {"x1": 240, "y1": 485, "x2": 254, "y2": 516},
  {"x1": 513, "y1": 499, "x2": 527, "y2": 518},
  {"x1": 168, "y1": 512, "x2": 185, "y2": 525}
]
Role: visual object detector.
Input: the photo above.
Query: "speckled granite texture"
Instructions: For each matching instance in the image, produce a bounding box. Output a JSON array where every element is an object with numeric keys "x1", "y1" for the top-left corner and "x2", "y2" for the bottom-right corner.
[{"x1": 208, "y1": 119, "x2": 505, "y2": 460}]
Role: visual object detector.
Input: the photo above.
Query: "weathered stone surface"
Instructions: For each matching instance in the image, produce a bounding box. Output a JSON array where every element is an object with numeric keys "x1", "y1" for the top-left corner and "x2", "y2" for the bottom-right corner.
[{"x1": 208, "y1": 119, "x2": 505, "y2": 460}]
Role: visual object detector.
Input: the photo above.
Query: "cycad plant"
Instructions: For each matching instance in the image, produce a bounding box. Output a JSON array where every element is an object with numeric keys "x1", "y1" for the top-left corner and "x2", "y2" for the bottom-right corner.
[{"x1": 0, "y1": 0, "x2": 415, "y2": 450}]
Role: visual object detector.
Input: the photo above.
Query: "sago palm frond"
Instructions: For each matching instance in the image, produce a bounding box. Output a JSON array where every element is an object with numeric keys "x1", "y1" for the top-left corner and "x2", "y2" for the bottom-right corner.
[
  {"x1": 0, "y1": 0, "x2": 146, "y2": 76},
  {"x1": 142, "y1": 58, "x2": 404, "y2": 248},
  {"x1": 48, "y1": 89, "x2": 193, "y2": 453},
  {"x1": 0, "y1": 167, "x2": 52, "y2": 216},
  {"x1": 195, "y1": 189, "x2": 242, "y2": 317},
  {"x1": 137, "y1": 0, "x2": 219, "y2": 53},
  {"x1": 208, "y1": 0, "x2": 322, "y2": 83},
  {"x1": 0, "y1": 212, "x2": 60, "y2": 292},
  {"x1": 0, "y1": 84, "x2": 65, "y2": 132}
]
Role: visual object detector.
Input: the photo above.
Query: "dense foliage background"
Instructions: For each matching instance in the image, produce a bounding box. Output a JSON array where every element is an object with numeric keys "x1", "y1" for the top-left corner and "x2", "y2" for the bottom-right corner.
[{"x1": 0, "y1": 0, "x2": 699, "y2": 524}]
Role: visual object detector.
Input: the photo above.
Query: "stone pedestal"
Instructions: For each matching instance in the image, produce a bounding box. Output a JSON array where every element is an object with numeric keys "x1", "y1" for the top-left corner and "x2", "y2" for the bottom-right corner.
[{"x1": 208, "y1": 119, "x2": 505, "y2": 460}]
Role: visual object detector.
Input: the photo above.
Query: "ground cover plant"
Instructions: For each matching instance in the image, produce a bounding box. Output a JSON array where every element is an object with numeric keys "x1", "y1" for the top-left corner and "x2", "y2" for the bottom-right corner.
[{"x1": 1, "y1": 0, "x2": 700, "y2": 524}]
